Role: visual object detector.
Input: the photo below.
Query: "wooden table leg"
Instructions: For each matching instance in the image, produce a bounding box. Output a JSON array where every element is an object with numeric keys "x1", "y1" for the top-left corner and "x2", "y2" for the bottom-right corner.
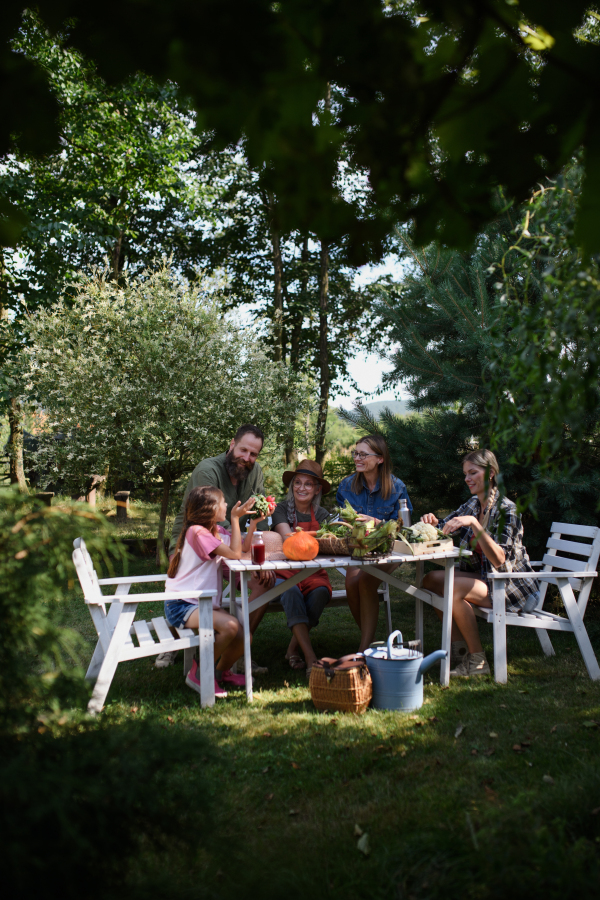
[
  {"x1": 198, "y1": 598, "x2": 215, "y2": 707},
  {"x1": 415, "y1": 560, "x2": 424, "y2": 653},
  {"x1": 239, "y1": 571, "x2": 253, "y2": 702},
  {"x1": 440, "y1": 559, "x2": 454, "y2": 686}
]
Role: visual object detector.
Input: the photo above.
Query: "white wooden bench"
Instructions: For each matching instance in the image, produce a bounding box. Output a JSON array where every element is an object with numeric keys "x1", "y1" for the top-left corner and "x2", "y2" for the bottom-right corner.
[
  {"x1": 480, "y1": 522, "x2": 600, "y2": 682},
  {"x1": 73, "y1": 538, "x2": 216, "y2": 712},
  {"x1": 414, "y1": 521, "x2": 600, "y2": 683}
]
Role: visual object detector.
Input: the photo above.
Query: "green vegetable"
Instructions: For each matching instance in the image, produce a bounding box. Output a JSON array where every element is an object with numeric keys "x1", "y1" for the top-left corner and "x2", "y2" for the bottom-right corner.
[
  {"x1": 351, "y1": 518, "x2": 398, "y2": 558},
  {"x1": 315, "y1": 522, "x2": 350, "y2": 539},
  {"x1": 337, "y1": 500, "x2": 358, "y2": 524},
  {"x1": 399, "y1": 525, "x2": 447, "y2": 544},
  {"x1": 249, "y1": 494, "x2": 270, "y2": 517}
]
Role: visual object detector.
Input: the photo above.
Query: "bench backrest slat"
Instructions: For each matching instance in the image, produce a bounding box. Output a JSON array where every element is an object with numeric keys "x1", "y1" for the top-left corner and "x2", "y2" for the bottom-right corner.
[{"x1": 537, "y1": 523, "x2": 600, "y2": 612}]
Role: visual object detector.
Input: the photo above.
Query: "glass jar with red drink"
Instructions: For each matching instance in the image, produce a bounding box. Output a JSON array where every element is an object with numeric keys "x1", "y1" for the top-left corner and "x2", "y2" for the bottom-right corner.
[{"x1": 251, "y1": 532, "x2": 265, "y2": 565}]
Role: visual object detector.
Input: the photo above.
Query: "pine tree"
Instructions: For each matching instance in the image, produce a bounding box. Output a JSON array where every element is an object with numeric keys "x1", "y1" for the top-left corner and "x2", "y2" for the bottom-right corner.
[{"x1": 341, "y1": 207, "x2": 600, "y2": 559}]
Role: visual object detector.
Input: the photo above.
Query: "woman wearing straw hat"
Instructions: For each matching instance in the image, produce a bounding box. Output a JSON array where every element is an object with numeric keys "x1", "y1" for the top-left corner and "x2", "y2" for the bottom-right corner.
[{"x1": 269, "y1": 459, "x2": 333, "y2": 673}]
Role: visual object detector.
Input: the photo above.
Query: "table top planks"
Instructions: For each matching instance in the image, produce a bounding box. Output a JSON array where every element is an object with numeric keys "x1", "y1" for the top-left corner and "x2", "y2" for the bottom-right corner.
[{"x1": 226, "y1": 548, "x2": 464, "y2": 573}]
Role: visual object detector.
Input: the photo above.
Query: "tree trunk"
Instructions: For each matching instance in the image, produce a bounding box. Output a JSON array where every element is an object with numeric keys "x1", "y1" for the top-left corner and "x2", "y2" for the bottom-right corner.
[
  {"x1": 267, "y1": 191, "x2": 284, "y2": 362},
  {"x1": 8, "y1": 396, "x2": 27, "y2": 491},
  {"x1": 314, "y1": 239, "x2": 330, "y2": 466},
  {"x1": 111, "y1": 230, "x2": 124, "y2": 280},
  {"x1": 156, "y1": 470, "x2": 172, "y2": 568},
  {"x1": 283, "y1": 236, "x2": 309, "y2": 466}
]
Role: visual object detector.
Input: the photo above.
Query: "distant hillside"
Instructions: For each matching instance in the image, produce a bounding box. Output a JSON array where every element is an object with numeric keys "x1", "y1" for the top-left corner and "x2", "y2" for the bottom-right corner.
[
  {"x1": 330, "y1": 399, "x2": 410, "y2": 430},
  {"x1": 363, "y1": 399, "x2": 410, "y2": 419}
]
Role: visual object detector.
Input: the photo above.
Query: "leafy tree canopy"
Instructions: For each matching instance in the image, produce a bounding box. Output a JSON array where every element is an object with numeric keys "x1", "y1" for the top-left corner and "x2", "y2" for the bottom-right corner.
[
  {"x1": 4, "y1": 1, "x2": 600, "y2": 256},
  {"x1": 2, "y1": 10, "x2": 205, "y2": 324},
  {"x1": 22, "y1": 263, "x2": 301, "y2": 556},
  {"x1": 490, "y1": 164, "x2": 600, "y2": 488}
]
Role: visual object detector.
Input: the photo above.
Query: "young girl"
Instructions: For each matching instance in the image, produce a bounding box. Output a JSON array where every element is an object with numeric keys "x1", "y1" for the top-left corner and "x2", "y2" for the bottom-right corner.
[{"x1": 164, "y1": 485, "x2": 262, "y2": 698}]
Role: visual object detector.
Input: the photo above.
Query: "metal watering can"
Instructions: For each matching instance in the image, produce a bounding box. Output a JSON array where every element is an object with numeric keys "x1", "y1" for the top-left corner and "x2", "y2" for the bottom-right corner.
[{"x1": 363, "y1": 631, "x2": 447, "y2": 712}]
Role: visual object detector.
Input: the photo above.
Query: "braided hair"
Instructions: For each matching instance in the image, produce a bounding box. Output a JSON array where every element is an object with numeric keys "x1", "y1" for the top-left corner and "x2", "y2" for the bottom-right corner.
[{"x1": 462, "y1": 449, "x2": 500, "y2": 530}]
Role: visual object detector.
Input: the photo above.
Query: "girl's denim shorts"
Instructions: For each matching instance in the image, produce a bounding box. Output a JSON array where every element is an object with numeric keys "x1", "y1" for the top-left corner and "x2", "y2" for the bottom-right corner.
[{"x1": 164, "y1": 599, "x2": 197, "y2": 629}]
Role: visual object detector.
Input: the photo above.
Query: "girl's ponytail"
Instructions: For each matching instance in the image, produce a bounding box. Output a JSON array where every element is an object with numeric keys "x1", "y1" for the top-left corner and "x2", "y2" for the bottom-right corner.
[{"x1": 167, "y1": 485, "x2": 223, "y2": 577}]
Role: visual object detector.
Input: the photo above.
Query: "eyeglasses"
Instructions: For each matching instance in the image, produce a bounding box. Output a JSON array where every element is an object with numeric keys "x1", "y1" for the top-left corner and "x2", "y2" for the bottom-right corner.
[
  {"x1": 351, "y1": 451, "x2": 379, "y2": 460},
  {"x1": 294, "y1": 479, "x2": 319, "y2": 489}
]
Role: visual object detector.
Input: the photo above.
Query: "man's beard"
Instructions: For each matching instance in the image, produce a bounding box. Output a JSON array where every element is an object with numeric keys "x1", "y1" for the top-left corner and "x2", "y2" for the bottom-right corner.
[{"x1": 224, "y1": 448, "x2": 254, "y2": 482}]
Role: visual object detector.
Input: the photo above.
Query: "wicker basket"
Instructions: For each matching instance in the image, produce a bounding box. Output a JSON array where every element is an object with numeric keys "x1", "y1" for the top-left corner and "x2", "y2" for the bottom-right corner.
[
  {"x1": 316, "y1": 535, "x2": 352, "y2": 556},
  {"x1": 310, "y1": 654, "x2": 373, "y2": 713}
]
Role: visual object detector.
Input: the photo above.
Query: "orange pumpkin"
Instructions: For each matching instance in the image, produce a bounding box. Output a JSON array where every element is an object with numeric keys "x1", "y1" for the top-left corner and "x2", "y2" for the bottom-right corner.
[{"x1": 283, "y1": 528, "x2": 319, "y2": 561}]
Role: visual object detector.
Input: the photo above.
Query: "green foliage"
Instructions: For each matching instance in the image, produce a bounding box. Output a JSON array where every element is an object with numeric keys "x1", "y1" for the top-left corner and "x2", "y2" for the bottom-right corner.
[
  {"x1": 2, "y1": 10, "x2": 204, "y2": 322},
  {"x1": 325, "y1": 407, "x2": 357, "y2": 451},
  {"x1": 21, "y1": 263, "x2": 301, "y2": 550},
  {"x1": 341, "y1": 206, "x2": 600, "y2": 555},
  {"x1": 196, "y1": 148, "x2": 383, "y2": 415},
  {"x1": 1, "y1": 722, "x2": 212, "y2": 900},
  {"x1": 6, "y1": 1, "x2": 600, "y2": 257},
  {"x1": 0, "y1": 485, "x2": 124, "y2": 730},
  {"x1": 490, "y1": 165, "x2": 600, "y2": 501},
  {"x1": 0, "y1": 485, "x2": 213, "y2": 899}
]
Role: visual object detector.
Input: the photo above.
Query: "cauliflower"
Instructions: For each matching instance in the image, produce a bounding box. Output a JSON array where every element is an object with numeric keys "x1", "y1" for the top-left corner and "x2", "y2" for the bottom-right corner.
[{"x1": 407, "y1": 521, "x2": 440, "y2": 542}]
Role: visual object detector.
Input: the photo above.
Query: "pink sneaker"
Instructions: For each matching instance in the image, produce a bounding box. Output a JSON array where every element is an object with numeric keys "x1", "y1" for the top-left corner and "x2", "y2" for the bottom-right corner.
[
  {"x1": 218, "y1": 668, "x2": 247, "y2": 687},
  {"x1": 185, "y1": 660, "x2": 228, "y2": 698}
]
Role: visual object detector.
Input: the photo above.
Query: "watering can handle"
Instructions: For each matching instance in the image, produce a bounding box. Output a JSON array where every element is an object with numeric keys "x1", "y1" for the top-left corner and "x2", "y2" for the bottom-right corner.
[{"x1": 386, "y1": 630, "x2": 404, "y2": 659}]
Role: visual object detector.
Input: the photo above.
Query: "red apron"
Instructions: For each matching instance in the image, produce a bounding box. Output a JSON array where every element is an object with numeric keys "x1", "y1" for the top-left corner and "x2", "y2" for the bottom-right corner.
[{"x1": 279, "y1": 507, "x2": 332, "y2": 597}]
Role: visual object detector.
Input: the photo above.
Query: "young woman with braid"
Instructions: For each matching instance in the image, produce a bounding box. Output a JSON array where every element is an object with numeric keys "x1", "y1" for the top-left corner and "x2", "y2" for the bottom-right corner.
[
  {"x1": 164, "y1": 486, "x2": 262, "y2": 698},
  {"x1": 421, "y1": 449, "x2": 539, "y2": 677}
]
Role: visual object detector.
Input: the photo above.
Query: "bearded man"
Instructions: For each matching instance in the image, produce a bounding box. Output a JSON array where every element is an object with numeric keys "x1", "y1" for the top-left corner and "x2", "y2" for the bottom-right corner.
[
  {"x1": 169, "y1": 423, "x2": 268, "y2": 553},
  {"x1": 159, "y1": 424, "x2": 272, "y2": 673}
]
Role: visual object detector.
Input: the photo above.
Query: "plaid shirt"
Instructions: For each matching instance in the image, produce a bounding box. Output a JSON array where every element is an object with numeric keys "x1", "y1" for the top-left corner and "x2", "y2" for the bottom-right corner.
[{"x1": 438, "y1": 495, "x2": 539, "y2": 613}]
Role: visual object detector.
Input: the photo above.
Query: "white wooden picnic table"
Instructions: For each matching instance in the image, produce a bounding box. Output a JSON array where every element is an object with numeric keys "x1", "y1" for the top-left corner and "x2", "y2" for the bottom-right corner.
[{"x1": 227, "y1": 546, "x2": 467, "y2": 701}]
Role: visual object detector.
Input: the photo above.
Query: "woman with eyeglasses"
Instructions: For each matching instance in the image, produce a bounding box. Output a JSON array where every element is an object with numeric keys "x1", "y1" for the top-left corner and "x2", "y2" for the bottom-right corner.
[{"x1": 336, "y1": 434, "x2": 412, "y2": 651}]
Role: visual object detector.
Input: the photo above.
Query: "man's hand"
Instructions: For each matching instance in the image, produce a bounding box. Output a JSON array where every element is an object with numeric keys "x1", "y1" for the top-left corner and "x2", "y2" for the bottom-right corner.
[{"x1": 256, "y1": 570, "x2": 276, "y2": 588}]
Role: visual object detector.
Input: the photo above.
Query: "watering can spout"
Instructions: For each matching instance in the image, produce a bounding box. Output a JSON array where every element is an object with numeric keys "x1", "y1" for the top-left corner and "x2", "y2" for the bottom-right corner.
[{"x1": 418, "y1": 650, "x2": 447, "y2": 677}]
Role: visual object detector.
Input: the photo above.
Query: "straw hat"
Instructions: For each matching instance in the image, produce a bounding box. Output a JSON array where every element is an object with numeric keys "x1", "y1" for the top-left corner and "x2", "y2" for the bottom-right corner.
[{"x1": 282, "y1": 459, "x2": 331, "y2": 495}]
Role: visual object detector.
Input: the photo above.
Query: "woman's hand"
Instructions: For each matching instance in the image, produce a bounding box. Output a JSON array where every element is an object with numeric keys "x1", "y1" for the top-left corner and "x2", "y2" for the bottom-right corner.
[
  {"x1": 441, "y1": 515, "x2": 478, "y2": 535},
  {"x1": 231, "y1": 497, "x2": 256, "y2": 520},
  {"x1": 420, "y1": 513, "x2": 439, "y2": 526},
  {"x1": 355, "y1": 514, "x2": 380, "y2": 525}
]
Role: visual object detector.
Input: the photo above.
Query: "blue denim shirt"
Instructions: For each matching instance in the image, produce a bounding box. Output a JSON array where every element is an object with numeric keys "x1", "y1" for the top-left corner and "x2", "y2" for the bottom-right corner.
[{"x1": 336, "y1": 474, "x2": 412, "y2": 522}]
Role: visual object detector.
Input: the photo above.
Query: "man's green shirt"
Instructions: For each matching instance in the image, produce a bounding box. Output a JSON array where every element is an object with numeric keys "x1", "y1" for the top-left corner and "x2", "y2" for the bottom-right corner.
[{"x1": 169, "y1": 452, "x2": 267, "y2": 552}]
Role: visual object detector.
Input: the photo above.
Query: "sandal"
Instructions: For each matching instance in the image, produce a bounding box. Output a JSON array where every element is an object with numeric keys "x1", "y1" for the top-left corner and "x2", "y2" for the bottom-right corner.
[{"x1": 286, "y1": 654, "x2": 306, "y2": 671}]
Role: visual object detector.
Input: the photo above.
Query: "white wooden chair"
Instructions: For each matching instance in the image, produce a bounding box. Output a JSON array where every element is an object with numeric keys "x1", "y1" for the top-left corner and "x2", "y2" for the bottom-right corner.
[
  {"x1": 480, "y1": 522, "x2": 600, "y2": 682},
  {"x1": 73, "y1": 538, "x2": 216, "y2": 712}
]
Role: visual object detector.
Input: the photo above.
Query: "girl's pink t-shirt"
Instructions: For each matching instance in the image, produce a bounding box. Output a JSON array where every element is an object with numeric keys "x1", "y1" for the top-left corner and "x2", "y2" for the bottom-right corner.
[{"x1": 166, "y1": 524, "x2": 230, "y2": 610}]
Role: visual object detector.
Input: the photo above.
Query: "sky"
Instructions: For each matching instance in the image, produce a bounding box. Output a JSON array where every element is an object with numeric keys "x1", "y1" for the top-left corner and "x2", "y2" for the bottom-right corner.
[{"x1": 331, "y1": 255, "x2": 407, "y2": 405}]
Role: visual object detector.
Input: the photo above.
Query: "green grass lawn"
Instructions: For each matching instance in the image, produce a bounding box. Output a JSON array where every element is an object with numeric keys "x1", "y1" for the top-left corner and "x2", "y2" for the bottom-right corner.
[{"x1": 62, "y1": 556, "x2": 600, "y2": 899}]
